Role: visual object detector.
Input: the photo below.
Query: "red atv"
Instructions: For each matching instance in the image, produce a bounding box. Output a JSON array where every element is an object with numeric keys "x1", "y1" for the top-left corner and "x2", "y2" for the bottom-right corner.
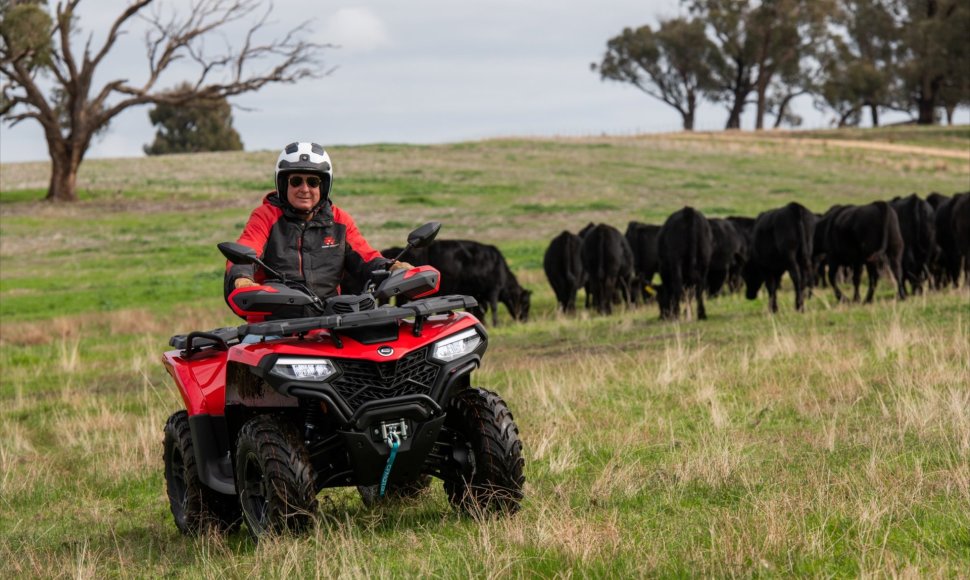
[{"x1": 161, "y1": 223, "x2": 525, "y2": 539}]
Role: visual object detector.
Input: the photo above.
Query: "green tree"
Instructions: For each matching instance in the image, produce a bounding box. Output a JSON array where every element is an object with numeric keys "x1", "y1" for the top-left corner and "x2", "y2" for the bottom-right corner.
[
  {"x1": 817, "y1": 0, "x2": 898, "y2": 126},
  {"x1": 144, "y1": 86, "x2": 243, "y2": 155},
  {"x1": 685, "y1": 0, "x2": 756, "y2": 129},
  {"x1": 593, "y1": 18, "x2": 719, "y2": 131},
  {"x1": 687, "y1": 0, "x2": 831, "y2": 130},
  {"x1": 892, "y1": 0, "x2": 970, "y2": 124},
  {"x1": 0, "y1": 0, "x2": 327, "y2": 202}
]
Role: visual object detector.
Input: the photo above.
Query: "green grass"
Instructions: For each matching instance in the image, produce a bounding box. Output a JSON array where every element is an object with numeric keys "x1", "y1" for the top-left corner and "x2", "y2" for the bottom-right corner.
[{"x1": 1, "y1": 127, "x2": 968, "y2": 577}]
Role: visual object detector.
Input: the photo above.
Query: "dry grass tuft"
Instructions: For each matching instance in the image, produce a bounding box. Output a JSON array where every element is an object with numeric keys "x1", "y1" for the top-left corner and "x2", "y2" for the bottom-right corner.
[{"x1": 671, "y1": 433, "x2": 749, "y2": 489}]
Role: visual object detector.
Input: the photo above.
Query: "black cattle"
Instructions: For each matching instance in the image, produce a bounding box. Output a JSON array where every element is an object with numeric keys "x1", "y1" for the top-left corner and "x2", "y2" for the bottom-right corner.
[
  {"x1": 926, "y1": 191, "x2": 950, "y2": 211},
  {"x1": 954, "y1": 192, "x2": 970, "y2": 287},
  {"x1": 624, "y1": 221, "x2": 661, "y2": 302},
  {"x1": 819, "y1": 201, "x2": 906, "y2": 303},
  {"x1": 889, "y1": 193, "x2": 936, "y2": 294},
  {"x1": 578, "y1": 222, "x2": 597, "y2": 308},
  {"x1": 726, "y1": 216, "x2": 755, "y2": 292},
  {"x1": 707, "y1": 218, "x2": 746, "y2": 297},
  {"x1": 431, "y1": 241, "x2": 530, "y2": 325},
  {"x1": 376, "y1": 241, "x2": 530, "y2": 325},
  {"x1": 656, "y1": 206, "x2": 713, "y2": 320},
  {"x1": 580, "y1": 223, "x2": 634, "y2": 315},
  {"x1": 543, "y1": 230, "x2": 586, "y2": 313},
  {"x1": 935, "y1": 191, "x2": 970, "y2": 288},
  {"x1": 742, "y1": 202, "x2": 815, "y2": 312}
]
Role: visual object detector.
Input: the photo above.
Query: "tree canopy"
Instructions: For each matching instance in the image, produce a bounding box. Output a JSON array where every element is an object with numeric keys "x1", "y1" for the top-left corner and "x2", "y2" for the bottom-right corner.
[
  {"x1": 144, "y1": 85, "x2": 243, "y2": 155},
  {"x1": 593, "y1": 18, "x2": 718, "y2": 131},
  {"x1": 596, "y1": 0, "x2": 969, "y2": 130}
]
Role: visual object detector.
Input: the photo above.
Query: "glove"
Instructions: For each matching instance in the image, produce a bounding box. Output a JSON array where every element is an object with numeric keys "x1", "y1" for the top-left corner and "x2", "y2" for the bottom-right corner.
[
  {"x1": 389, "y1": 261, "x2": 414, "y2": 272},
  {"x1": 234, "y1": 277, "x2": 258, "y2": 289}
]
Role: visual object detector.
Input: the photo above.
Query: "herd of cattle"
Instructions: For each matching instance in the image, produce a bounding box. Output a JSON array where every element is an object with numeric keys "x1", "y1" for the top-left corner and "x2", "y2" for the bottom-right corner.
[{"x1": 355, "y1": 190, "x2": 968, "y2": 325}]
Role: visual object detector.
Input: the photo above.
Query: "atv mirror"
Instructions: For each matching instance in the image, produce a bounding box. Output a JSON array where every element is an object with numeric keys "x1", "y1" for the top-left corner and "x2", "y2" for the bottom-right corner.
[
  {"x1": 406, "y1": 222, "x2": 441, "y2": 249},
  {"x1": 218, "y1": 242, "x2": 259, "y2": 264}
]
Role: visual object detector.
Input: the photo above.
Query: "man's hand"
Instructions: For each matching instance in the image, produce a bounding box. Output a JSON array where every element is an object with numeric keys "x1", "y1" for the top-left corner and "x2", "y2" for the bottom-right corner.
[
  {"x1": 389, "y1": 261, "x2": 414, "y2": 272},
  {"x1": 234, "y1": 277, "x2": 258, "y2": 289}
]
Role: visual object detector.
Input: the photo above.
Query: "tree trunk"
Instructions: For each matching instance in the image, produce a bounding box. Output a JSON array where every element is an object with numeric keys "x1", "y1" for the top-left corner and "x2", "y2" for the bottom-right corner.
[
  {"x1": 771, "y1": 91, "x2": 800, "y2": 129},
  {"x1": 725, "y1": 96, "x2": 745, "y2": 129},
  {"x1": 682, "y1": 110, "x2": 695, "y2": 131},
  {"x1": 944, "y1": 103, "x2": 956, "y2": 125},
  {"x1": 682, "y1": 93, "x2": 696, "y2": 131},
  {"x1": 45, "y1": 142, "x2": 82, "y2": 202},
  {"x1": 916, "y1": 97, "x2": 936, "y2": 125},
  {"x1": 838, "y1": 107, "x2": 859, "y2": 127},
  {"x1": 916, "y1": 76, "x2": 941, "y2": 125},
  {"x1": 755, "y1": 91, "x2": 766, "y2": 130},
  {"x1": 869, "y1": 104, "x2": 879, "y2": 127}
]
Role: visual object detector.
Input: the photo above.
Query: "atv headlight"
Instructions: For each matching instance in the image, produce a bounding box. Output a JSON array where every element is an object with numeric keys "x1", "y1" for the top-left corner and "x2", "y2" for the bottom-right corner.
[
  {"x1": 432, "y1": 329, "x2": 482, "y2": 362},
  {"x1": 271, "y1": 357, "x2": 337, "y2": 381}
]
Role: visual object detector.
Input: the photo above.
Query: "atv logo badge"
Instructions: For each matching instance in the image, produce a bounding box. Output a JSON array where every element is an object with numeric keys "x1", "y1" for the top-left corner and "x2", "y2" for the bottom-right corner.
[
  {"x1": 322, "y1": 236, "x2": 338, "y2": 248},
  {"x1": 377, "y1": 346, "x2": 394, "y2": 357}
]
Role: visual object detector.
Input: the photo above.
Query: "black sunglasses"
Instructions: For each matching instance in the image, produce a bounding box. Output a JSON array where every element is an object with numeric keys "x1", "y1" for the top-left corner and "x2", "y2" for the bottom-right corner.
[{"x1": 288, "y1": 175, "x2": 323, "y2": 189}]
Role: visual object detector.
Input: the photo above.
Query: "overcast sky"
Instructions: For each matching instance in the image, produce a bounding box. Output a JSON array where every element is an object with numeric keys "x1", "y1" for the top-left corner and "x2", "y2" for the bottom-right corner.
[{"x1": 0, "y1": 0, "x2": 928, "y2": 164}]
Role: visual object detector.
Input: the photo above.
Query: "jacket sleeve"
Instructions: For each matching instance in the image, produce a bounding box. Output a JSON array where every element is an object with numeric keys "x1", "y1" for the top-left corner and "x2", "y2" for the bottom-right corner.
[
  {"x1": 224, "y1": 205, "x2": 274, "y2": 302},
  {"x1": 337, "y1": 207, "x2": 392, "y2": 280}
]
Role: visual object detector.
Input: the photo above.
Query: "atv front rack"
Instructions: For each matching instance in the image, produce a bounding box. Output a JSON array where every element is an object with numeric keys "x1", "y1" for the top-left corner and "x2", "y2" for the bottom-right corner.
[
  {"x1": 168, "y1": 294, "x2": 479, "y2": 355},
  {"x1": 242, "y1": 294, "x2": 478, "y2": 337}
]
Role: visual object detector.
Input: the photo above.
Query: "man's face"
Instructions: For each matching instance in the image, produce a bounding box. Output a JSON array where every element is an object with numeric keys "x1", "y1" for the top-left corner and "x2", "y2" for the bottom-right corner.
[{"x1": 285, "y1": 173, "x2": 322, "y2": 212}]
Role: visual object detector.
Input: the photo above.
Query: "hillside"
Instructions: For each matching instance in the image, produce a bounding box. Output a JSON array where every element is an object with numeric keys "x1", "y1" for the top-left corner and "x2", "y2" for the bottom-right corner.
[{"x1": 0, "y1": 127, "x2": 968, "y2": 577}]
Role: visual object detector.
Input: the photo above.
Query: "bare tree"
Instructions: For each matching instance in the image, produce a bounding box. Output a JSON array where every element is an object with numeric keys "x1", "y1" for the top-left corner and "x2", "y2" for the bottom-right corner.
[{"x1": 1, "y1": 0, "x2": 329, "y2": 202}]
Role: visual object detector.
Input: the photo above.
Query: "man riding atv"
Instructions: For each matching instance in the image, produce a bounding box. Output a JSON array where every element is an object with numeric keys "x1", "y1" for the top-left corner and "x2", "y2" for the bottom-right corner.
[
  {"x1": 161, "y1": 143, "x2": 525, "y2": 540},
  {"x1": 226, "y1": 141, "x2": 413, "y2": 312}
]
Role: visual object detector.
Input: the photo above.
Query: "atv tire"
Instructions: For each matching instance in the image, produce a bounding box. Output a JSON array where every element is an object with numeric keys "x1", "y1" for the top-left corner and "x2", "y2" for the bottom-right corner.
[
  {"x1": 235, "y1": 415, "x2": 318, "y2": 540},
  {"x1": 163, "y1": 411, "x2": 241, "y2": 534},
  {"x1": 357, "y1": 475, "x2": 432, "y2": 507},
  {"x1": 443, "y1": 388, "x2": 525, "y2": 514}
]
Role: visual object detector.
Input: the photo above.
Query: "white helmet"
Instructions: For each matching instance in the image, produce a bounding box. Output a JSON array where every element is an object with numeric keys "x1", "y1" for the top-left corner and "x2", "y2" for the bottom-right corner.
[{"x1": 275, "y1": 142, "x2": 333, "y2": 209}]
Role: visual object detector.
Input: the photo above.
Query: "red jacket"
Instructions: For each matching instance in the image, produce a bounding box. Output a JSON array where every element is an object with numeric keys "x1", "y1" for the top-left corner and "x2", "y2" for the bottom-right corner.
[{"x1": 224, "y1": 192, "x2": 390, "y2": 304}]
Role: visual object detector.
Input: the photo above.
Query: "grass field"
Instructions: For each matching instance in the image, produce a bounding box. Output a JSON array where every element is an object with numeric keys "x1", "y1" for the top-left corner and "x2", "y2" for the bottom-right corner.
[{"x1": 1, "y1": 127, "x2": 968, "y2": 577}]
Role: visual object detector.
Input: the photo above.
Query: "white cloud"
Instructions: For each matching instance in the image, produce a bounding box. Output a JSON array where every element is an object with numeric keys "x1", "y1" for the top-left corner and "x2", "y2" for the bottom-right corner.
[{"x1": 320, "y1": 8, "x2": 391, "y2": 53}]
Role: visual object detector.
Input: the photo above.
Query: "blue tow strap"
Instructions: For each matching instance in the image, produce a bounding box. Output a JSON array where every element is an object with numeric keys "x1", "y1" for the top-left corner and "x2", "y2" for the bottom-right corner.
[{"x1": 379, "y1": 432, "x2": 401, "y2": 498}]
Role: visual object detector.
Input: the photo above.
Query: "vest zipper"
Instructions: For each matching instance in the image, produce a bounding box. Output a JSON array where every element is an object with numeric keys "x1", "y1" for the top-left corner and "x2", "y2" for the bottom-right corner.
[{"x1": 297, "y1": 223, "x2": 305, "y2": 277}]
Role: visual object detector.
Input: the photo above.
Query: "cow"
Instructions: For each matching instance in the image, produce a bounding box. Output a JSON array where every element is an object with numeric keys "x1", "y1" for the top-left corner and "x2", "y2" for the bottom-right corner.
[
  {"x1": 741, "y1": 202, "x2": 816, "y2": 312},
  {"x1": 926, "y1": 191, "x2": 950, "y2": 211},
  {"x1": 819, "y1": 201, "x2": 906, "y2": 303},
  {"x1": 954, "y1": 192, "x2": 970, "y2": 287},
  {"x1": 543, "y1": 230, "x2": 586, "y2": 313},
  {"x1": 656, "y1": 206, "x2": 713, "y2": 320},
  {"x1": 707, "y1": 218, "x2": 746, "y2": 297},
  {"x1": 624, "y1": 221, "x2": 661, "y2": 303},
  {"x1": 376, "y1": 240, "x2": 530, "y2": 325},
  {"x1": 578, "y1": 222, "x2": 597, "y2": 308},
  {"x1": 726, "y1": 216, "x2": 755, "y2": 292},
  {"x1": 889, "y1": 193, "x2": 936, "y2": 294},
  {"x1": 580, "y1": 223, "x2": 634, "y2": 315},
  {"x1": 935, "y1": 191, "x2": 970, "y2": 288}
]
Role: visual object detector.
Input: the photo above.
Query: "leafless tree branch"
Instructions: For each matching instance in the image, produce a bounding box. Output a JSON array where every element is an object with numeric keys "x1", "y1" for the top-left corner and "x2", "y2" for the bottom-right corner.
[{"x1": 1, "y1": 0, "x2": 330, "y2": 201}]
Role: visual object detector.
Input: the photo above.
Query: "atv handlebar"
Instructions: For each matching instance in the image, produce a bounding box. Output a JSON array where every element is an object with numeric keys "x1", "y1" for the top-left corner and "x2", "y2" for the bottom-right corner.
[{"x1": 242, "y1": 294, "x2": 478, "y2": 337}]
